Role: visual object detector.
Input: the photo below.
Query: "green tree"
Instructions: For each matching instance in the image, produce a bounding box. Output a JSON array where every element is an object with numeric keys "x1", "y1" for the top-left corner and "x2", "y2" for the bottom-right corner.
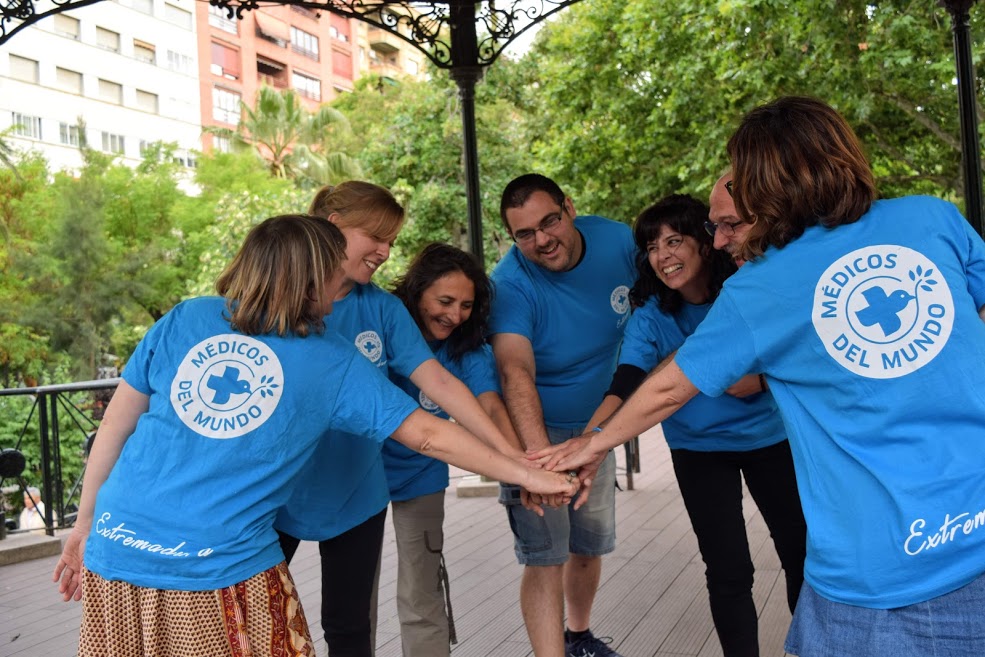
[
  {"x1": 332, "y1": 62, "x2": 534, "y2": 274},
  {"x1": 521, "y1": 0, "x2": 985, "y2": 221},
  {"x1": 206, "y1": 86, "x2": 362, "y2": 188}
]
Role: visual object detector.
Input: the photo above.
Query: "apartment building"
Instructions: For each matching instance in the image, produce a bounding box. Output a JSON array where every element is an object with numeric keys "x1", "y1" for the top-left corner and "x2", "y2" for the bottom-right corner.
[
  {"x1": 0, "y1": 0, "x2": 202, "y2": 173},
  {"x1": 198, "y1": 4, "x2": 427, "y2": 153},
  {"x1": 1, "y1": 0, "x2": 428, "y2": 167}
]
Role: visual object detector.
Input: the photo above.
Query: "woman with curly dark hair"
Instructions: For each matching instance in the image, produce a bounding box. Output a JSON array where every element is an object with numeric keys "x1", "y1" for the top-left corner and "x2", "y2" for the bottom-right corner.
[
  {"x1": 583, "y1": 194, "x2": 807, "y2": 657},
  {"x1": 387, "y1": 242, "x2": 521, "y2": 656}
]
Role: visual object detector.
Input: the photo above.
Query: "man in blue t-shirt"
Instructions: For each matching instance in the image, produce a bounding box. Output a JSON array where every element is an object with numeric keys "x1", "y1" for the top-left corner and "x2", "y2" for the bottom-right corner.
[{"x1": 489, "y1": 174, "x2": 635, "y2": 657}]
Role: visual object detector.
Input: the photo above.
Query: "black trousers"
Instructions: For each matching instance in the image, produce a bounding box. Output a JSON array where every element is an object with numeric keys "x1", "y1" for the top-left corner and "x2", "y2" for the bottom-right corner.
[
  {"x1": 278, "y1": 507, "x2": 388, "y2": 657},
  {"x1": 671, "y1": 440, "x2": 807, "y2": 657}
]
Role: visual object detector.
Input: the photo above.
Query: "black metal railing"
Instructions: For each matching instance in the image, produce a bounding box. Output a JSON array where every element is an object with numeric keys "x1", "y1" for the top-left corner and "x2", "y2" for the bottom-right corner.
[{"x1": 0, "y1": 379, "x2": 120, "y2": 538}]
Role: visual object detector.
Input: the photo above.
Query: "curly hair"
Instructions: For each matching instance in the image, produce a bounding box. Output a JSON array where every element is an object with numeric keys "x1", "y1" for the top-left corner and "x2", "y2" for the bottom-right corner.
[
  {"x1": 630, "y1": 194, "x2": 736, "y2": 314},
  {"x1": 727, "y1": 96, "x2": 877, "y2": 262},
  {"x1": 392, "y1": 243, "x2": 493, "y2": 362}
]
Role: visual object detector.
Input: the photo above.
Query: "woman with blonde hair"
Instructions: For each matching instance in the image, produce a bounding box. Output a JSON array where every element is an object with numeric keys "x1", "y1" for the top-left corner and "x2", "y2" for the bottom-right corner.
[
  {"x1": 276, "y1": 183, "x2": 526, "y2": 657},
  {"x1": 533, "y1": 96, "x2": 985, "y2": 657},
  {"x1": 53, "y1": 214, "x2": 575, "y2": 657}
]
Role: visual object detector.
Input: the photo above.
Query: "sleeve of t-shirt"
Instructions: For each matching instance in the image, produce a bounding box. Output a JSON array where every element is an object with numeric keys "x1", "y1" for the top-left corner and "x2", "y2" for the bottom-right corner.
[
  {"x1": 675, "y1": 291, "x2": 759, "y2": 397},
  {"x1": 331, "y1": 352, "x2": 420, "y2": 442},
  {"x1": 121, "y1": 308, "x2": 173, "y2": 395},
  {"x1": 488, "y1": 277, "x2": 536, "y2": 340},
  {"x1": 954, "y1": 204, "x2": 985, "y2": 309},
  {"x1": 459, "y1": 344, "x2": 501, "y2": 397},
  {"x1": 618, "y1": 301, "x2": 664, "y2": 371},
  {"x1": 381, "y1": 294, "x2": 435, "y2": 377}
]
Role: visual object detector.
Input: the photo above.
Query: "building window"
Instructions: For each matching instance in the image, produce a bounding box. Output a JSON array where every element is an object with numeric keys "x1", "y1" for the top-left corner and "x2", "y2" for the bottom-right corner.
[
  {"x1": 101, "y1": 131, "x2": 126, "y2": 154},
  {"x1": 173, "y1": 151, "x2": 197, "y2": 168},
  {"x1": 329, "y1": 14, "x2": 350, "y2": 42},
  {"x1": 98, "y1": 79, "x2": 123, "y2": 104},
  {"x1": 12, "y1": 113, "x2": 42, "y2": 140},
  {"x1": 55, "y1": 67, "x2": 83, "y2": 93},
  {"x1": 212, "y1": 87, "x2": 241, "y2": 125},
  {"x1": 131, "y1": 0, "x2": 153, "y2": 15},
  {"x1": 210, "y1": 42, "x2": 240, "y2": 80},
  {"x1": 133, "y1": 39, "x2": 156, "y2": 64},
  {"x1": 257, "y1": 56, "x2": 287, "y2": 88},
  {"x1": 254, "y1": 12, "x2": 289, "y2": 47},
  {"x1": 59, "y1": 122, "x2": 81, "y2": 146},
  {"x1": 53, "y1": 14, "x2": 80, "y2": 40},
  {"x1": 166, "y1": 49, "x2": 193, "y2": 75},
  {"x1": 212, "y1": 135, "x2": 232, "y2": 153},
  {"x1": 290, "y1": 26, "x2": 319, "y2": 60},
  {"x1": 9, "y1": 55, "x2": 39, "y2": 83},
  {"x1": 292, "y1": 71, "x2": 321, "y2": 101},
  {"x1": 96, "y1": 27, "x2": 120, "y2": 52},
  {"x1": 406, "y1": 59, "x2": 419, "y2": 76},
  {"x1": 163, "y1": 3, "x2": 192, "y2": 29},
  {"x1": 136, "y1": 90, "x2": 159, "y2": 113},
  {"x1": 333, "y1": 50, "x2": 353, "y2": 79},
  {"x1": 208, "y1": 4, "x2": 238, "y2": 34}
]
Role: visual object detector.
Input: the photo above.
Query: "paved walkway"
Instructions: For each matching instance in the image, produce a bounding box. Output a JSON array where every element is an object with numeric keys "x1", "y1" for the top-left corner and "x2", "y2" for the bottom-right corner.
[{"x1": 0, "y1": 426, "x2": 794, "y2": 656}]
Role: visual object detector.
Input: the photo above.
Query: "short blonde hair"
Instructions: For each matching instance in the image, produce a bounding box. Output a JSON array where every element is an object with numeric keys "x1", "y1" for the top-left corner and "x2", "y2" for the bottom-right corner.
[
  {"x1": 309, "y1": 180, "x2": 405, "y2": 243},
  {"x1": 216, "y1": 215, "x2": 347, "y2": 337}
]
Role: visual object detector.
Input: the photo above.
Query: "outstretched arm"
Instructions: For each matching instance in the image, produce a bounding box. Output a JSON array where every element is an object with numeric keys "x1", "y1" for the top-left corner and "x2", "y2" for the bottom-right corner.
[
  {"x1": 53, "y1": 381, "x2": 148, "y2": 602},
  {"x1": 391, "y1": 409, "x2": 577, "y2": 501},
  {"x1": 410, "y1": 359, "x2": 524, "y2": 459}
]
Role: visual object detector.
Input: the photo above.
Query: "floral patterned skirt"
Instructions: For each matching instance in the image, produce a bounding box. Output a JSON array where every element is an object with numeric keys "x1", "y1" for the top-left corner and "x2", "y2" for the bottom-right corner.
[{"x1": 79, "y1": 562, "x2": 315, "y2": 657}]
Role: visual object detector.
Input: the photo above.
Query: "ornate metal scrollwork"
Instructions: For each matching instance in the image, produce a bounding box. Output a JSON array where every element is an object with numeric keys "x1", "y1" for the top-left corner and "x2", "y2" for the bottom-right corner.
[{"x1": 3, "y1": 0, "x2": 585, "y2": 67}]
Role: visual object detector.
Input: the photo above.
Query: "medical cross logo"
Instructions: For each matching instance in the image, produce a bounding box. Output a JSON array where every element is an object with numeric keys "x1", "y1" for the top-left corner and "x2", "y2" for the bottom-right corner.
[
  {"x1": 419, "y1": 390, "x2": 440, "y2": 413},
  {"x1": 355, "y1": 330, "x2": 384, "y2": 363},
  {"x1": 610, "y1": 285, "x2": 630, "y2": 315},
  {"x1": 811, "y1": 246, "x2": 953, "y2": 379},
  {"x1": 170, "y1": 334, "x2": 284, "y2": 438}
]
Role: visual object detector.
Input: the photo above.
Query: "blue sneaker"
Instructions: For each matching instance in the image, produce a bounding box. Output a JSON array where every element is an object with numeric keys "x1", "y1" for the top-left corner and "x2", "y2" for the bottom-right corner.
[{"x1": 564, "y1": 629, "x2": 623, "y2": 657}]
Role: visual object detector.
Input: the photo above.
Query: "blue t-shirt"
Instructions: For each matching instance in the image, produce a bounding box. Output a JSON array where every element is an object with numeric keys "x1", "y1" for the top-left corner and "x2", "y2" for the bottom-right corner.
[
  {"x1": 675, "y1": 196, "x2": 985, "y2": 608},
  {"x1": 274, "y1": 284, "x2": 435, "y2": 540},
  {"x1": 85, "y1": 297, "x2": 419, "y2": 591},
  {"x1": 619, "y1": 297, "x2": 786, "y2": 451},
  {"x1": 489, "y1": 215, "x2": 636, "y2": 428},
  {"x1": 383, "y1": 342, "x2": 500, "y2": 501}
]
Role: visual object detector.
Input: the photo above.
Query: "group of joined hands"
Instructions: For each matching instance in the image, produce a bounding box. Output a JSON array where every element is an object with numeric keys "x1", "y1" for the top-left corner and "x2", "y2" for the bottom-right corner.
[{"x1": 514, "y1": 432, "x2": 608, "y2": 516}]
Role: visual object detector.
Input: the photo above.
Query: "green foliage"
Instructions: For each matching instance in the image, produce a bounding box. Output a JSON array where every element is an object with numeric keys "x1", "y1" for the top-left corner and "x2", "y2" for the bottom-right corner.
[
  {"x1": 331, "y1": 64, "x2": 533, "y2": 274},
  {"x1": 522, "y1": 0, "x2": 984, "y2": 221},
  {"x1": 206, "y1": 86, "x2": 362, "y2": 189}
]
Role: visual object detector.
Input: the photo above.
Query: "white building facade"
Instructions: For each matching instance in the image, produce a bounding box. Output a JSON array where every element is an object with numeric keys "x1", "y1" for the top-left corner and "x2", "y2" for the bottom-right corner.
[{"x1": 0, "y1": 0, "x2": 202, "y2": 174}]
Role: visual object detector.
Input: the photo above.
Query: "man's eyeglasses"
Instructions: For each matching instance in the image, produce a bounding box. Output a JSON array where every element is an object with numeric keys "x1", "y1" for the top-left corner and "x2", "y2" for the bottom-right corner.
[
  {"x1": 512, "y1": 210, "x2": 564, "y2": 243},
  {"x1": 703, "y1": 218, "x2": 743, "y2": 238}
]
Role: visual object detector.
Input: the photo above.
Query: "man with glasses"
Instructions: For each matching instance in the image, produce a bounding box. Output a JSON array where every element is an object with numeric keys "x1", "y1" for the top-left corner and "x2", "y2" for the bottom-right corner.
[
  {"x1": 707, "y1": 173, "x2": 753, "y2": 267},
  {"x1": 489, "y1": 173, "x2": 635, "y2": 657}
]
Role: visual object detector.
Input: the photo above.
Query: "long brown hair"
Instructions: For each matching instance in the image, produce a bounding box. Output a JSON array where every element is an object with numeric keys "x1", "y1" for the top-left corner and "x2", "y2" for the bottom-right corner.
[
  {"x1": 216, "y1": 215, "x2": 346, "y2": 336},
  {"x1": 727, "y1": 96, "x2": 877, "y2": 261}
]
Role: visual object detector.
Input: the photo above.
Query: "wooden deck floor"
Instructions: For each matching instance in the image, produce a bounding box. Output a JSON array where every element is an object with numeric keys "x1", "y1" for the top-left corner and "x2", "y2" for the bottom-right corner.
[{"x1": 0, "y1": 426, "x2": 794, "y2": 657}]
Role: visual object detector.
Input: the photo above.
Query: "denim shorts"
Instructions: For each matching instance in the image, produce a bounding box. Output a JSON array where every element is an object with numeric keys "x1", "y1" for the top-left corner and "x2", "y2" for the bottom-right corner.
[
  {"x1": 498, "y1": 426, "x2": 617, "y2": 566},
  {"x1": 785, "y1": 571, "x2": 985, "y2": 657}
]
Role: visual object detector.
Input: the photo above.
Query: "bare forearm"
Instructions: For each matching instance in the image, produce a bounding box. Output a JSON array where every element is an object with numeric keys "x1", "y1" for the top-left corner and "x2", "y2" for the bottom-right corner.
[
  {"x1": 583, "y1": 395, "x2": 623, "y2": 434},
  {"x1": 394, "y1": 411, "x2": 533, "y2": 485},
  {"x1": 593, "y1": 359, "x2": 697, "y2": 452},
  {"x1": 499, "y1": 364, "x2": 550, "y2": 450},
  {"x1": 413, "y1": 360, "x2": 510, "y2": 454},
  {"x1": 479, "y1": 392, "x2": 525, "y2": 458}
]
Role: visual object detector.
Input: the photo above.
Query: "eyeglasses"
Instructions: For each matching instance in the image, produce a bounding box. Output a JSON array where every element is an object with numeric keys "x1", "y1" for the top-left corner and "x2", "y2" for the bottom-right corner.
[
  {"x1": 703, "y1": 218, "x2": 744, "y2": 237},
  {"x1": 512, "y1": 210, "x2": 564, "y2": 243}
]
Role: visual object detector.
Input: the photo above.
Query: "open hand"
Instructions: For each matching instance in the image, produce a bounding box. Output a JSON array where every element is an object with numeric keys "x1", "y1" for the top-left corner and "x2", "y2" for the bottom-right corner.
[{"x1": 53, "y1": 527, "x2": 87, "y2": 602}]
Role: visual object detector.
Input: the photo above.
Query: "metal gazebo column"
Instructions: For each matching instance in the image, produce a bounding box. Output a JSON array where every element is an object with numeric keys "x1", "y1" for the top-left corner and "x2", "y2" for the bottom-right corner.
[
  {"x1": 941, "y1": 0, "x2": 984, "y2": 237},
  {"x1": 447, "y1": 3, "x2": 485, "y2": 260}
]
